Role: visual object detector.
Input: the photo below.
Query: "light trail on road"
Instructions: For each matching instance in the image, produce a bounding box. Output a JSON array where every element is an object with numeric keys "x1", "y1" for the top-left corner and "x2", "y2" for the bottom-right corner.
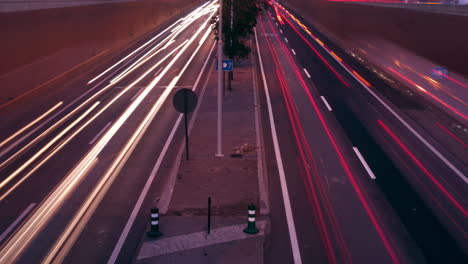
[{"x1": 0, "y1": 1, "x2": 217, "y2": 262}]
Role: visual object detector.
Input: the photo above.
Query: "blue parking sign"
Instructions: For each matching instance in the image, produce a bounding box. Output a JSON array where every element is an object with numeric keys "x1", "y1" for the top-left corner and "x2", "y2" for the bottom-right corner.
[
  {"x1": 431, "y1": 67, "x2": 448, "y2": 79},
  {"x1": 222, "y1": 60, "x2": 233, "y2": 71}
]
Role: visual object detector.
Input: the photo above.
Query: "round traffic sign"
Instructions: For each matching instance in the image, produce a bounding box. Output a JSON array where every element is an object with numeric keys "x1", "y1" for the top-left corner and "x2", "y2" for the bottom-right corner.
[{"x1": 173, "y1": 88, "x2": 198, "y2": 114}]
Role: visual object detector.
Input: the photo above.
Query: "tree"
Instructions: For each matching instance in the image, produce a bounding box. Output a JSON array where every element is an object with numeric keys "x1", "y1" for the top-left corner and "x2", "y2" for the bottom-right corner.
[{"x1": 211, "y1": 0, "x2": 268, "y2": 90}]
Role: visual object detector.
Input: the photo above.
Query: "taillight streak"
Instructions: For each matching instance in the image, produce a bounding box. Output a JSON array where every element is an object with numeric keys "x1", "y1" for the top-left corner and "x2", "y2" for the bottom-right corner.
[
  {"x1": 378, "y1": 120, "x2": 467, "y2": 217},
  {"x1": 264, "y1": 15, "x2": 401, "y2": 264}
]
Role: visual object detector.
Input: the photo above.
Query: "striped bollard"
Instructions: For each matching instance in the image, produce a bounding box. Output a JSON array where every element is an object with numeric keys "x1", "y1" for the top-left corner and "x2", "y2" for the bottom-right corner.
[
  {"x1": 147, "y1": 208, "x2": 163, "y2": 238},
  {"x1": 243, "y1": 204, "x2": 259, "y2": 234}
]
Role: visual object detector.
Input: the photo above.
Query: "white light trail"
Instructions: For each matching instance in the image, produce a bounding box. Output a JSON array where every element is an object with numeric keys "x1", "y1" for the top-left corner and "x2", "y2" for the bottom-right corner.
[{"x1": 0, "y1": 102, "x2": 62, "y2": 149}]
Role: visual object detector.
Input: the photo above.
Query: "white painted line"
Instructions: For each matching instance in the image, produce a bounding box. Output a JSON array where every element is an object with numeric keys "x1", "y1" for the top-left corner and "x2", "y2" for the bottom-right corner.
[
  {"x1": 284, "y1": 37, "x2": 289, "y2": 43},
  {"x1": 303, "y1": 68, "x2": 311, "y2": 79},
  {"x1": 291, "y1": 49, "x2": 296, "y2": 56},
  {"x1": 107, "y1": 41, "x2": 217, "y2": 264},
  {"x1": 0, "y1": 203, "x2": 35, "y2": 243},
  {"x1": 316, "y1": 35, "x2": 467, "y2": 183},
  {"x1": 131, "y1": 87, "x2": 146, "y2": 101},
  {"x1": 254, "y1": 27, "x2": 302, "y2": 264},
  {"x1": 89, "y1": 122, "x2": 111, "y2": 145},
  {"x1": 320, "y1": 96, "x2": 332, "y2": 111},
  {"x1": 276, "y1": 22, "x2": 279, "y2": 26},
  {"x1": 153, "y1": 67, "x2": 163, "y2": 77},
  {"x1": 138, "y1": 221, "x2": 266, "y2": 260},
  {"x1": 353, "y1": 147, "x2": 376, "y2": 180},
  {"x1": 280, "y1": 29, "x2": 283, "y2": 34}
]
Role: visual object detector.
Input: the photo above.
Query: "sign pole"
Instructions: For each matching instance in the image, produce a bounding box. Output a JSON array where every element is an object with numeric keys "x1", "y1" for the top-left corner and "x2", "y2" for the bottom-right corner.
[
  {"x1": 184, "y1": 90, "x2": 189, "y2": 160},
  {"x1": 216, "y1": 0, "x2": 224, "y2": 157}
]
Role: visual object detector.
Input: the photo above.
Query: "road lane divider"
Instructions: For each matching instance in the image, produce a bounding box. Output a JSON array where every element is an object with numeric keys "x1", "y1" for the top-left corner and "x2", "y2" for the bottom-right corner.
[
  {"x1": 0, "y1": 101, "x2": 63, "y2": 150},
  {"x1": 320, "y1": 96, "x2": 332, "y2": 111},
  {"x1": 303, "y1": 68, "x2": 311, "y2": 79},
  {"x1": 352, "y1": 147, "x2": 376, "y2": 180},
  {"x1": 291, "y1": 49, "x2": 296, "y2": 56},
  {"x1": 0, "y1": 203, "x2": 36, "y2": 243},
  {"x1": 89, "y1": 122, "x2": 112, "y2": 145},
  {"x1": 254, "y1": 27, "x2": 302, "y2": 264}
]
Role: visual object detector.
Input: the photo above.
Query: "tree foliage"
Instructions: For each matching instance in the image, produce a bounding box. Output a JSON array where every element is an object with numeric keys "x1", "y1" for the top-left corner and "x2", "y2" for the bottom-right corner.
[{"x1": 212, "y1": 0, "x2": 269, "y2": 60}]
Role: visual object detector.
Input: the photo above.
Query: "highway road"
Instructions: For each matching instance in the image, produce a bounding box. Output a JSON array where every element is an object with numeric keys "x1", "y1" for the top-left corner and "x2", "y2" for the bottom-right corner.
[
  {"x1": 0, "y1": 1, "x2": 218, "y2": 263},
  {"x1": 0, "y1": 0, "x2": 467, "y2": 263},
  {"x1": 254, "y1": 1, "x2": 467, "y2": 263}
]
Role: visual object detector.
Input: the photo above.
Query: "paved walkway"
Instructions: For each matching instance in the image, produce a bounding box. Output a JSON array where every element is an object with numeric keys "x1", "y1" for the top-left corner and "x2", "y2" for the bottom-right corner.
[{"x1": 135, "y1": 48, "x2": 268, "y2": 263}]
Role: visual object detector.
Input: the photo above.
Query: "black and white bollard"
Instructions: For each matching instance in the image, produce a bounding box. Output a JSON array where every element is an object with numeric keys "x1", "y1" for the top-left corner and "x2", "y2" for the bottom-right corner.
[
  {"x1": 243, "y1": 204, "x2": 259, "y2": 234},
  {"x1": 147, "y1": 207, "x2": 163, "y2": 238}
]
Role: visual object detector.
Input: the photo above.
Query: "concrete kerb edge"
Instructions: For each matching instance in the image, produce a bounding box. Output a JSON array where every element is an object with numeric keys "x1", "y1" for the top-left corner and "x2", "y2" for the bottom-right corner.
[
  {"x1": 158, "y1": 52, "x2": 215, "y2": 214},
  {"x1": 251, "y1": 37, "x2": 270, "y2": 216}
]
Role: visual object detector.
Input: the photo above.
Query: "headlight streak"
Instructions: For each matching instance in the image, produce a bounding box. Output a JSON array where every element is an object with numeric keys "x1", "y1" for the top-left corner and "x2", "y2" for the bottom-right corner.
[
  {"x1": 43, "y1": 10, "x2": 215, "y2": 264},
  {"x1": 0, "y1": 40, "x2": 186, "y2": 201},
  {"x1": 0, "y1": 102, "x2": 63, "y2": 149},
  {"x1": 109, "y1": 3, "x2": 215, "y2": 85},
  {"x1": 0, "y1": 102, "x2": 100, "y2": 191},
  {"x1": 0, "y1": 3, "x2": 216, "y2": 262},
  {"x1": 87, "y1": 19, "x2": 180, "y2": 85},
  {"x1": 88, "y1": 0, "x2": 213, "y2": 85},
  {"x1": 1, "y1": 0, "x2": 216, "y2": 166}
]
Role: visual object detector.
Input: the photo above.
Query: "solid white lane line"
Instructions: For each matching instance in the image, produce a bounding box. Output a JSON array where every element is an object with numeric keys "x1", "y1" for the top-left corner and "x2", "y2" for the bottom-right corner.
[
  {"x1": 280, "y1": 29, "x2": 283, "y2": 34},
  {"x1": 353, "y1": 147, "x2": 376, "y2": 180},
  {"x1": 107, "y1": 34, "x2": 217, "y2": 264},
  {"x1": 255, "y1": 27, "x2": 302, "y2": 264},
  {"x1": 89, "y1": 122, "x2": 112, "y2": 145},
  {"x1": 291, "y1": 49, "x2": 296, "y2": 56},
  {"x1": 303, "y1": 68, "x2": 311, "y2": 79},
  {"x1": 285, "y1": 16, "x2": 467, "y2": 183},
  {"x1": 284, "y1": 37, "x2": 289, "y2": 43},
  {"x1": 320, "y1": 96, "x2": 333, "y2": 111},
  {"x1": 0, "y1": 203, "x2": 35, "y2": 243}
]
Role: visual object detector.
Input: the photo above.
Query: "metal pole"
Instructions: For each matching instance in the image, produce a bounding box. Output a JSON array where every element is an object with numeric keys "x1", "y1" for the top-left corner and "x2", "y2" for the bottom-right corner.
[
  {"x1": 184, "y1": 90, "x2": 189, "y2": 161},
  {"x1": 216, "y1": 0, "x2": 224, "y2": 157},
  {"x1": 208, "y1": 196, "x2": 212, "y2": 234}
]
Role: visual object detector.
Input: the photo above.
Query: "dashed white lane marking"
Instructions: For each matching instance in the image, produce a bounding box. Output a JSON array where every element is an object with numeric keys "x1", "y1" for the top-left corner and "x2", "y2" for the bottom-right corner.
[
  {"x1": 137, "y1": 221, "x2": 266, "y2": 260},
  {"x1": 303, "y1": 68, "x2": 311, "y2": 79},
  {"x1": 280, "y1": 29, "x2": 283, "y2": 34},
  {"x1": 295, "y1": 19, "x2": 467, "y2": 183},
  {"x1": 276, "y1": 22, "x2": 279, "y2": 26},
  {"x1": 89, "y1": 122, "x2": 112, "y2": 145},
  {"x1": 254, "y1": 27, "x2": 302, "y2": 264},
  {"x1": 320, "y1": 96, "x2": 333, "y2": 111},
  {"x1": 353, "y1": 147, "x2": 376, "y2": 180},
  {"x1": 284, "y1": 37, "x2": 289, "y2": 43},
  {"x1": 0, "y1": 203, "x2": 36, "y2": 243},
  {"x1": 291, "y1": 49, "x2": 296, "y2": 56}
]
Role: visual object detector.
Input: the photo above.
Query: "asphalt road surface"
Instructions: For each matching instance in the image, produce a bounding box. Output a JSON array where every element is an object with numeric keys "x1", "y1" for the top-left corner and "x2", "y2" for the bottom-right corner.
[
  {"x1": 255, "y1": 2, "x2": 467, "y2": 264},
  {"x1": 0, "y1": 1, "x2": 467, "y2": 263},
  {"x1": 0, "y1": 1, "x2": 218, "y2": 263}
]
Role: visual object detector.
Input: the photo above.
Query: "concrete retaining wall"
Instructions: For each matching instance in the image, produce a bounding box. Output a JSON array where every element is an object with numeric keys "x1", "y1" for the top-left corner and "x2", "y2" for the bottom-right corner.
[
  {"x1": 282, "y1": 0, "x2": 468, "y2": 77},
  {"x1": 0, "y1": 0, "x2": 201, "y2": 80},
  {"x1": 0, "y1": 0, "x2": 138, "y2": 13}
]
